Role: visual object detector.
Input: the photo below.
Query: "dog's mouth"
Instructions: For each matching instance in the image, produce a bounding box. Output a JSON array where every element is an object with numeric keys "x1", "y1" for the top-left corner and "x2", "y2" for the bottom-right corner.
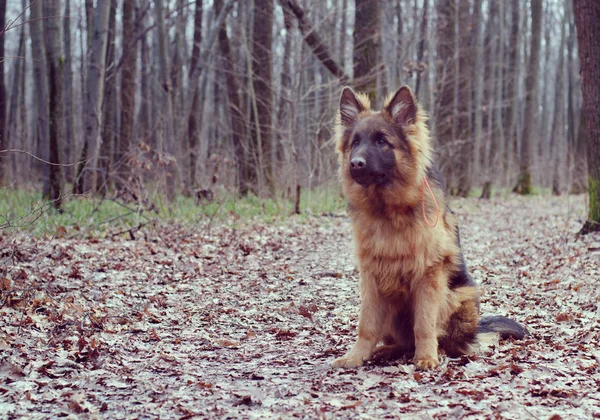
[{"x1": 352, "y1": 173, "x2": 387, "y2": 186}]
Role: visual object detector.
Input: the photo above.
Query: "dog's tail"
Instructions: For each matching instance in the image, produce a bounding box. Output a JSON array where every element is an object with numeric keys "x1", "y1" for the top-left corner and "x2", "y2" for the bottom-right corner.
[{"x1": 477, "y1": 315, "x2": 529, "y2": 340}]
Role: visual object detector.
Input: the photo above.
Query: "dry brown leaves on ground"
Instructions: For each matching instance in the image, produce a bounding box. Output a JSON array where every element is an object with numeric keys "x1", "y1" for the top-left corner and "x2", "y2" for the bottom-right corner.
[{"x1": 1, "y1": 196, "x2": 599, "y2": 418}]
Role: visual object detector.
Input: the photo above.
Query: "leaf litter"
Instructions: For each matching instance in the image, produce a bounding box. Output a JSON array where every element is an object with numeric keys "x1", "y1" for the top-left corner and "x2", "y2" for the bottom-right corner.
[{"x1": 1, "y1": 195, "x2": 599, "y2": 418}]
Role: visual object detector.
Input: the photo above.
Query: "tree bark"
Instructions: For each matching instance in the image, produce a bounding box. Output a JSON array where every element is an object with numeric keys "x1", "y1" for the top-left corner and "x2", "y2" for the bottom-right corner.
[
  {"x1": 353, "y1": 0, "x2": 382, "y2": 102},
  {"x1": 63, "y1": 0, "x2": 75, "y2": 182},
  {"x1": 455, "y1": 0, "x2": 473, "y2": 197},
  {"x1": 0, "y1": 0, "x2": 6, "y2": 183},
  {"x1": 415, "y1": 0, "x2": 428, "y2": 98},
  {"x1": 118, "y1": 0, "x2": 139, "y2": 186},
  {"x1": 44, "y1": 0, "x2": 65, "y2": 208},
  {"x1": 514, "y1": 0, "x2": 542, "y2": 195},
  {"x1": 573, "y1": 0, "x2": 600, "y2": 233},
  {"x1": 435, "y1": 0, "x2": 456, "y2": 185},
  {"x1": 549, "y1": 16, "x2": 566, "y2": 196},
  {"x1": 100, "y1": 0, "x2": 118, "y2": 192},
  {"x1": 30, "y1": 1, "x2": 51, "y2": 200},
  {"x1": 154, "y1": 0, "x2": 175, "y2": 156},
  {"x1": 75, "y1": 0, "x2": 111, "y2": 194},
  {"x1": 471, "y1": 0, "x2": 484, "y2": 191},
  {"x1": 215, "y1": 0, "x2": 247, "y2": 195},
  {"x1": 251, "y1": 0, "x2": 275, "y2": 195},
  {"x1": 186, "y1": 0, "x2": 203, "y2": 193},
  {"x1": 504, "y1": 0, "x2": 520, "y2": 180}
]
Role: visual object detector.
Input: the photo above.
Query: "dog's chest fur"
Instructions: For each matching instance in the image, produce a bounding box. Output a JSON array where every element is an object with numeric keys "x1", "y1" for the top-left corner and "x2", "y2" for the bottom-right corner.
[{"x1": 352, "y1": 213, "x2": 451, "y2": 296}]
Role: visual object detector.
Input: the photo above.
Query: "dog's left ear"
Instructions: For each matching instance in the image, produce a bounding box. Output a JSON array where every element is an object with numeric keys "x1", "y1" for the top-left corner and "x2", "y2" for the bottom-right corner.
[{"x1": 384, "y1": 86, "x2": 417, "y2": 126}]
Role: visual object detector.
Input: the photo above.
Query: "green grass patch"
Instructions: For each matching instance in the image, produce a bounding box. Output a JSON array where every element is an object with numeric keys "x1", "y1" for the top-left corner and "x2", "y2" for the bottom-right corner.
[{"x1": 0, "y1": 184, "x2": 347, "y2": 237}]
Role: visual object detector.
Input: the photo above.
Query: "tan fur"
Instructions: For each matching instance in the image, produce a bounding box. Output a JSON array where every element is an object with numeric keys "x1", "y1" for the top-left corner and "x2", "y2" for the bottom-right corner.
[{"x1": 332, "y1": 86, "x2": 480, "y2": 370}]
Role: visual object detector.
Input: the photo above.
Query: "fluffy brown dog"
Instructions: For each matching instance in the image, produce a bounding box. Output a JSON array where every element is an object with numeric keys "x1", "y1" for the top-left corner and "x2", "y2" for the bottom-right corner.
[{"x1": 332, "y1": 86, "x2": 527, "y2": 370}]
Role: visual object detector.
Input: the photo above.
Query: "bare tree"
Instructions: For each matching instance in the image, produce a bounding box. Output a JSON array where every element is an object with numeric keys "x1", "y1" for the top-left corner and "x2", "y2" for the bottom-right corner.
[
  {"x1": 574, "y1": 0, "x2": 600, "y2": 233},
  {"x1": 118, "y1": 0, "x2": 139, "y2": 185},
  {"x1": 353, "y1": 0, "x2": 382, "y2": 101},
  {"x1": 435, "y1": 0, "x2": 456, "y2": 185},
  {"x1": 75, "y1": 0, "x2": 111, "y2": 194},
  {"x1": 63, "y1": 0, "x2": 75, "y2": 181},
  {"x1": 0, "y1": 0, "x2": 6, "y2": 183},
  {"x1": 250, "y1": 0, "x2": 275, "y2": 195},
  {"x1": 154, "y1": 0, "x2": 175, "y2": 156},
  {"x1": 29, "y1": 1, "x2": 51, "y2": 202},
  {"x1": 44, "y1": 0, "x2": 65, "y2": 208},
  {"x1": 514, "y1": 0, "x2": 543, "y2": 194}
]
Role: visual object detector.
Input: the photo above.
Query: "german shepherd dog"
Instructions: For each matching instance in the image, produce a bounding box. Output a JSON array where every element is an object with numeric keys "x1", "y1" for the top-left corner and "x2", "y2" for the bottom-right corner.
[{"x1": 332, "y1": 86, "x2": 527, "y2": 370}]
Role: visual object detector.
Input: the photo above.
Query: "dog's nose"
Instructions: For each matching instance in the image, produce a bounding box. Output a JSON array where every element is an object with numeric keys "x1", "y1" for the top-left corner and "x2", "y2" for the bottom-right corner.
[
  {"x1": 350, "y1": 157, "x2": 367, "y2": 177},
  {"x1": 350, "y1": 157, "x2": 366, "y2": 170}
]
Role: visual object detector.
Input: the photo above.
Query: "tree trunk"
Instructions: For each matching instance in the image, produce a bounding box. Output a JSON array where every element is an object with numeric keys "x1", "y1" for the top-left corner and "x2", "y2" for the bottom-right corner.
[
  {"x1": 75, "y1": 0, "x2": 111, "y2": 194},
  {"x1": 100, "y1": 0, "x2": 118, "y2": 193},
  {"x1": 353, "y1": 0, "x2": 382, "y2": 103},
  {"x1": 435, "y1": 0, "x2": 456, "y2": 185},
  {"x1": 215, "y1": 0, "x2": 247, "y2": 195},
  {"x1": 118, "y1": 0, "x2": 139, "y2": 187},
  {"x1": 573, "y1": 0, "x2": 600, "y2": 233},
  {"x1": 44, "y1": 0, "x2": 65, "y2": 208},
  {"x1": 154, "y1": 0, "x2": 175, "y2": 157},
  {"x1": 30, "y1": 0, "x2": 51, "y2": 200},
  {"x1": 514, "y1": 0, "x2": 542, "y2": 195},
  {"x1": 63, "y1": 0, "x2": 75, "y2": 182},
  {"x1": 471, "y1": 0, "x2": 484, "y2": 192},
  {"x1": 549, "y1": 15, "x2": 567, "y2": 196},
  {"x1": 455, "y1": 0, "x2": 472, "y2": 197},
  {"x1": 0, "y1": 0, "x2": 6, "y2": 183},
  {"x1": 251, "y1": 0, "x2": 274, "y2": 195},
  {"x1": 415, "y1": 0, "x2": 428, "y2": 97},
  {"x1": 186, "y1": 0, "x2": 203, "y2": 194},
  {"x1": 504, "y1": 0, "x2": 520, "y2": 181}
]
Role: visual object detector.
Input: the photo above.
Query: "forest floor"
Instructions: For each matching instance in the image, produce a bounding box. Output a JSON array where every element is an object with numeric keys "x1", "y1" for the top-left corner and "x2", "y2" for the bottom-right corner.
[{"x1": 1, "y1": 195, "x2": 599, "y2": 419}]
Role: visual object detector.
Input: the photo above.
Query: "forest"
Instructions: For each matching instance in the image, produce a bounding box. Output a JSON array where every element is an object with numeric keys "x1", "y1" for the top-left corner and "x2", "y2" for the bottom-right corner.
[{"x1": 1, "y1": 0, "x2": 600, "y2": 418}]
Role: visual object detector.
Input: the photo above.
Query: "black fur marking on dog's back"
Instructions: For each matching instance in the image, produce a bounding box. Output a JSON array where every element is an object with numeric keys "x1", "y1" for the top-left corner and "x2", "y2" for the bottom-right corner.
[
  {"x1": 425, "y1": 165, "x2": 447, "y2": 197},
  {"x1": 478, "y1": 315, "x2": 529, "y2": 340}
]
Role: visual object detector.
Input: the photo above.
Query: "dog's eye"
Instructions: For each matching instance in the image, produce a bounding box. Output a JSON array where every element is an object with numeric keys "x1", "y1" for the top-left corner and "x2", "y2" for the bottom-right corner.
[
  {"x1": 351, "y1": 138, "x2": 360, "y2": 148},
  {"x1": 376, "y1": 137, "x2": 387, "y2": 146}
]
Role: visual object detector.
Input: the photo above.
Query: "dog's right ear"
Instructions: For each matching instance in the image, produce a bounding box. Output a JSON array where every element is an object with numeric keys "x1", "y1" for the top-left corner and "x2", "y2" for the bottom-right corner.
[{"x1": 339, "y1": 87, "x2": 365, "y2": 127}]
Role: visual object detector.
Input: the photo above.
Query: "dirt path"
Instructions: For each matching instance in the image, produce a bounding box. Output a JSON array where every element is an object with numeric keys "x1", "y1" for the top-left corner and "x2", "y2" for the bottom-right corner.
[{"x1": 1, "y1": 196, "x2": 599, "y2": 418}]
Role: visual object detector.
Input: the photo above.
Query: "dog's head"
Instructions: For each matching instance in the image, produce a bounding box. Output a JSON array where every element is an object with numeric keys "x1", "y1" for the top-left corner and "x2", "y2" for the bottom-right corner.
[{"x1": 335, "y1": 86, "x2": 432, "y2": 210}]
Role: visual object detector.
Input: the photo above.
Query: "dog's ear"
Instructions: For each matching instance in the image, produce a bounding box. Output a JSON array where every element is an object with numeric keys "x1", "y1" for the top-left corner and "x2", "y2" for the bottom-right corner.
[
  {"x1": 339, "y1": 87, "x2": 365, "y2": 127},
  {"x1": 384, "y1": 86, "x2": 417, "y2": 127}
]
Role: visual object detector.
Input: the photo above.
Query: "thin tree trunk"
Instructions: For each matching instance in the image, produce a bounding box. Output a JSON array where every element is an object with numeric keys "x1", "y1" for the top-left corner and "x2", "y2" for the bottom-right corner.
[
  {"x1": 44, "y1": 0, "x2": 65, "y2": 208},
  {"x1": 118, "y1": 0, "x2": 139, "y2": 186},
  {"x1": 186, "y1": 0, "x2": 203, "y2": 194},
  {"x1": 514, "y1": 0, "x2": 542, "y2": 195},
  {"x1": 471, "y1": 0, "x2": 484, "y2": 192},
  {"x1": 100, "y1": 0, "x2": 118, "y2": 192},
  {"x1": 251, "y1": 0, "x2": 274, "y2": 195},
  {"x1": 75, "y1": 0, "x2": 111, "y2": 194},
  {"x1": 30, "y1": 0, "x2": 51, "y2": 199},
  {"x1": 574, "y1": 0, "x2": 600, "y2": 233},
  {"x1": 435, "y1": 0, "x2": 455, "y2": 185},
  {"x1": 215, "y1": 0, "x2": 247, "y2": 195},
  {"x1": 353, "y1": 0, "x2": 382, "y2": 102},
  {"x1": 456, "y1": 0, "x2": 472, "y2": 197},
  {"x1": 63, "y1": 0, "x2": 75, "y2": 181},
  {"x1": 154, "y1": 0, "x2": 175, "y2": 157},
  {"x1": 0, "y1": 0, "x2": 6, "y2": 183},
  {"x1": 415, "y1": 0, "x2": 428, "y2": 97},
  {"x1": 550, "y1": 16, "x2": 567, "y2": 196},
  {"x1": 504, "y1": 0, "x2": 520, "y2": 181}
]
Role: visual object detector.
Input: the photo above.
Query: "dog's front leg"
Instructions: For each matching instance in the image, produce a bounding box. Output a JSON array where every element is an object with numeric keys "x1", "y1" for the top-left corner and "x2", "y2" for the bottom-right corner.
[
  {"x1": 332, "y1": 275, "x2": 388, "y2": 368},
  {"x1": 412, "y1": 269, "x2": 445, "y2": 370}
]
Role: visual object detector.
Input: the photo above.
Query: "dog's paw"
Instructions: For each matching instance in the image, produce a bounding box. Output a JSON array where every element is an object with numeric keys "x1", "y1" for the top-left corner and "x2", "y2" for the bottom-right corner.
[
  {"x1": 414, "y1": 356, "x2": 439, "y2": 370},
  {"x1": 332, "y1": 354, "x2": 365, "y2": 368}
]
